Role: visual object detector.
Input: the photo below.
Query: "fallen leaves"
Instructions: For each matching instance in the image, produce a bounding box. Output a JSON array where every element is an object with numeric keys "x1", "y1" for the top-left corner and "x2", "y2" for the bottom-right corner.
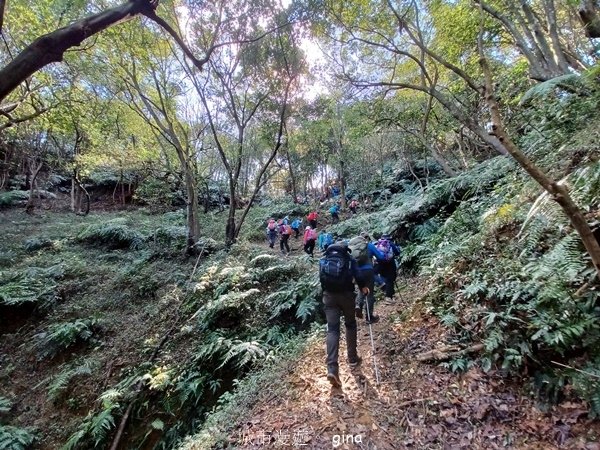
[{"x1": 229, "y1": 278, "x2": 600, "y2": 449}]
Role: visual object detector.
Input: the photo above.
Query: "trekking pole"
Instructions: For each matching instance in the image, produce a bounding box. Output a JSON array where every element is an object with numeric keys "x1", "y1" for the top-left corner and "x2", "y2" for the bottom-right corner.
[{"x1": 364, "y1": 295, "x2": 381, "y2": 384}]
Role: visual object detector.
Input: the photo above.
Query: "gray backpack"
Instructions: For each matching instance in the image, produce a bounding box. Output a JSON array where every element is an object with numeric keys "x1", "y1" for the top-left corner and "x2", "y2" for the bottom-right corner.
[{"x1": 348, "y1": 236, "x2": 369, "y2": 265}]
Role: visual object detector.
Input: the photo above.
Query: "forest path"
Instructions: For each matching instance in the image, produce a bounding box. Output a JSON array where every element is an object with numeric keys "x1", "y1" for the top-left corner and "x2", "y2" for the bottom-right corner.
[{"x1": 231, "y1": 239, "x2": 599, "y2": 449}]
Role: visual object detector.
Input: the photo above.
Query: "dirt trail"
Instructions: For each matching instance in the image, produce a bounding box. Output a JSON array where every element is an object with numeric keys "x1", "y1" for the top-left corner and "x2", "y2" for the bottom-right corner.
[{"x1": 228, "y1": 267, "x2": 600, "y2": 449}]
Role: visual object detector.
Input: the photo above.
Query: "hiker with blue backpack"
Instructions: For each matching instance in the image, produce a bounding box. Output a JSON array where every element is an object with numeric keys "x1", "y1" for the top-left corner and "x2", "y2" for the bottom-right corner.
[
  {"x1": 330, "y1": 203, "x2": 340, "y2": 224},
  {"x1": 291, "y1": 218, "x2": 302, "y2": 238},
  {"x1": 348, "y1": 232, "x2": 386, "y2": 324},
  {"x1": 319, "y1": 240, "x2": 369, "y2": 387},
  {"x1": 374, "y1": 234, "x2": 401, "y2": 303},
  {"x1": 318, "y1": 232, "x2": 334, "y2": 251}
]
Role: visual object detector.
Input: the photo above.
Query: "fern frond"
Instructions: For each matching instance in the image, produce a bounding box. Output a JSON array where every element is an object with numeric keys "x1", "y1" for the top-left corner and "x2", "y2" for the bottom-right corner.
[{"x1": 520, "y1": 74, "x2": 586, "y2": 105}]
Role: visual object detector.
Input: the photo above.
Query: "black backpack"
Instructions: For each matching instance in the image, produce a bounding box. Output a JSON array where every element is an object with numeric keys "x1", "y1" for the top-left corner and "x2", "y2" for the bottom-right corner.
[{"x1": 319, "y1": 244, "x2": 353, "y2": 292}]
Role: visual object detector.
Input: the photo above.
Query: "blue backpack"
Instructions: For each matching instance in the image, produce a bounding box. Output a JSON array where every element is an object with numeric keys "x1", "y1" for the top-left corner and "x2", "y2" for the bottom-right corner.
[
  {"x1": 319, "y1": 244, "x2": 353, "y2": 293},
  {"x1": 319, "y1": 233, "x2": 334, "y2": 250}
]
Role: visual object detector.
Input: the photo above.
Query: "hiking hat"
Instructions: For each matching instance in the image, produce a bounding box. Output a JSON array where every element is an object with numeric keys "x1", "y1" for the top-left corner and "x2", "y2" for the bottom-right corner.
[{"x1": 305, "y1": 226, "x2": 311, "y2": 230}]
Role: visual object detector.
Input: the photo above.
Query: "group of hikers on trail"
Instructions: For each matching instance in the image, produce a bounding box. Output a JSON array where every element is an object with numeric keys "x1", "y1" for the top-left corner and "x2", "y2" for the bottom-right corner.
[
  {"x1": 264, "y1": 209, "x2": 401, "y2": 387},
  {"x1": 266, "y1": 212, "x2": 323, "y2": 256},
  {"x1": 318, "y1": 232, "x2": 400, "y2": 387}
]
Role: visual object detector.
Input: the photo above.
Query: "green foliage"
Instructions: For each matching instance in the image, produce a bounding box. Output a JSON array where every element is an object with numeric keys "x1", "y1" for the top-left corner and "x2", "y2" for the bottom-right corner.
[
  {"x1": 0, "y1": 425, "x2": 36, "y2": 450},
  {"x1": 48, "y1": 360, "x2": 98, "y2": 402},
  {"x1": 23, "y1": 237, "x2": 58, "y2": 252},
  {"x1": 134, "y1": 178, "x2": 178, "y2": 212},
  {"x1": 33, "y1": 319, "x2": 99, "y2": 360},
  {"x1": 196, "y1": 334, "x2": 267, "y2": 370},
  {"x1": 61, "y1": 403, "x2": 119, "y2": 450},
  {"x1": 0, "y1": 265, "x2": 64, "y2": 307},
  {"x1": 0, "y1": 397, "x2": 11, "y2": 414},
  {"x1": 77, "y1": 221, "x2": 145, "y2": 250},
  {"x1": 0, "y1": 191, "x2": 29, "y2": 208},
  {"x1": 519, "y1": 74, "x2": 589, "y2": 105}
]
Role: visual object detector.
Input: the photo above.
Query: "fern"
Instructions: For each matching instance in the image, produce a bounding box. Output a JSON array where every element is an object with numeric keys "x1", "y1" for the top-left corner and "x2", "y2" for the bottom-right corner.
[
  {"x1": 34, "y1": 319, "x2": 99, "y2": 360},
  {"x1": 295, "y1": 297, "x2": 318, "y2": 323},
  {"x1": 48, "y1": 361, "x2": 97, "y2": 401},
  {"x1": 77, "y1": 221, "x2": 145, "y2": 250},
  {"x1": 0, "y1": 425, "x2": 36, "y2": 450},
  {"x1": 519, "y1": 74, "x2": 586, "y2": 105},
  {"x1": 0, "y1": 397, "x2": 11, "y2": 413},
  {"x1": 61, "y1": 403, "x2": 119, "y2": 450}
]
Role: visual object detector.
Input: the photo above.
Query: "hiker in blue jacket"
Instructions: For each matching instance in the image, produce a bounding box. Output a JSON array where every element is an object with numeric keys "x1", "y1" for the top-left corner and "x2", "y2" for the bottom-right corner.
[
  {"x1": 291, "y1": 218, "x2": 302, "y2": 238},
  {"x1": 330, "y1": 203, "x2": 340, "y2": 224},
  {"x1": 352, "y1": 232, "x2": 385, "y2": 324}
]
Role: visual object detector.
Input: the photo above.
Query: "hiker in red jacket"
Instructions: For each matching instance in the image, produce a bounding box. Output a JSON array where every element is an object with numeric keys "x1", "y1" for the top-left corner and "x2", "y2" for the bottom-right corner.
[{"x1": 307, "y1": 211, "x2": 318, "y2": 229}]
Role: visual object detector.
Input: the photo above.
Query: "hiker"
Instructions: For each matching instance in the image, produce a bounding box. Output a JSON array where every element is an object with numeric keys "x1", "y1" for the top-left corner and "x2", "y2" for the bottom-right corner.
[
  {"x1": 319, "y1": 241, "x2": 369, "y2": 387},
  {"x1": 283, "y1": 215, "x2": 290, "y2": 225},
  {"x1": 307, "y1": 210, "x2": 318, "y2": 229},
  {"x1": 291, "y1": 217, "x2": 302, "y2": 238},
  {"x1": 279, "y1": 220, "x2": 292, "y2": 255},
  {"x1": 349, "y1": 199, "x2": 359, "y2": 215},
  {"x1": 330, "y1": 203, "x2": 340, "y2": 224},
  {"x1": 303, "y1": 226, "x2": 317, "y2": 256},
  {"x1": 266, "y1": 218, "x2": 278, "y2": 249},
  {"x1": 348, "y1": 232, "x2": 386, "y2": 324},
  {"x1": 317, "y1": 232, "x2": 334, "y2": 251},
  {"x1": 374, "y1": 234, "x2": 401, "y2": 303}
]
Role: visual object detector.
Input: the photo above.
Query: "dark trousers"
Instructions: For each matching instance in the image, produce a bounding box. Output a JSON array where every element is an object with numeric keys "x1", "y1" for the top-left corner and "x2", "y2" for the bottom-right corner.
[
  {"x1": 378, "y1": 261, "x2": 397, "y2": 297},
  {"x1": 331, "y1": 213, "x2": 339, "y2": 224},
  {"x1": 304, "y1": 239, "x2": 315, "y2": 256},
  {"x1": 292, "y1": 227, "x2": 300, "y2": 238},
  {"x1": 323, "y1": 290, "x2": 358, "y2": 373},
  {"x1": 267, "y1": 231, "x2": 277, "y2": 248},
  {"x1": 280, "y1": 234, "x2": 290, "y2": 253},
  {"x1": 309, "y1": 219, "x2": 317, "y2": 228},
  {"x1": 355, "y1": 268, "x2": 376, "y2": 318}
]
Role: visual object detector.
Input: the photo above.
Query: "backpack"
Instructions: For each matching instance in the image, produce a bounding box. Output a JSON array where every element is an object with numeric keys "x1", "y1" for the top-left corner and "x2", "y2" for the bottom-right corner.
[
  {"x1": 267, "y1": 220, "x2": 276, "y2": 231},
  {"x1": 319, "y1": 244, "x2": 353, "y2": 293},
  {"x1": 279, "y1": 223, "x2": 289, "y2": 235},
  {"x1": 350, "y1": 200, "x2": 358, "y2": 208},
  {"x1": 308, "y1": 212, "x2": 317, "y2": 221},
  {"x1": 376, "y1": 238, "x2": 394, "y2": 262},
  {"x1": 348, "y1": 236, "x2": 369, "y2": 265},
  {"x1": 309, "y1": 229, "x2": 318, "y2": 240},
  {"x1": 319, "y1": 233, "x2": 334, "y2": 250},
  {"x1": 291, "y1": 219, "x2": 301, "y2": 229},
  {"x1": 284, "y1": 225, "x2": 292, "y2": 235},
  {"x1": 329, "y1": 205, "x2": 337, "y2": 214}
]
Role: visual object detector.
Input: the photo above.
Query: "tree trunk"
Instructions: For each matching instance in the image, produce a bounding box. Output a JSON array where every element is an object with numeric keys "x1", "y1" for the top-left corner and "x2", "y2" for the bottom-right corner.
[
  {"x1": 430, "y1": 145, "x2": 458, "y2": 177},
  {"x1": 225, "y1": 178, "x2": 237, "y2": 246},
  {"x1": 185, "y1": 170, "x2": 200, "y2": 254},
  {"x1": 286, "y1": 147, "x2": 298, "y2": 202},
  {"x1": 339, "y1": 158, "x2": 347, "y2": 209},
  {"x1": 26, "y1": 159, "x2": 43, "y2": 214},
  {"x1": 580, "y1": 0, "x2": 600, "y2": 37}
]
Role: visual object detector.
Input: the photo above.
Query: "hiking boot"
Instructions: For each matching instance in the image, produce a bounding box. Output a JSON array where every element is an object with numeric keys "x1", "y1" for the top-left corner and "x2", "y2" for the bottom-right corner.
[
  {"x1": 355, "y1": 306, "x2": 363, "y2": 319},
  {"x1": 327, "y1": 371, "x2": 342, "y2": 387},
  {"x1": 365, "y1": 315, "x2": 380, "y2": 324},
  {"x1": 349, "y1": 357, "x2": 362, "y2": 368},
  {"x1": 384, "y1": 297, "x2": 394, "y2": 305}
]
